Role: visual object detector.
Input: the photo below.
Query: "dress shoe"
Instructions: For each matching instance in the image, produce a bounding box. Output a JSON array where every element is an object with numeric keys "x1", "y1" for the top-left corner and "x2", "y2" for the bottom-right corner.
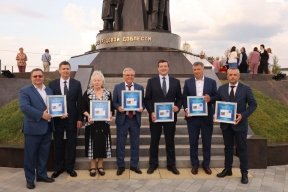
[
  {"x1": 130, "y1": 167, "x2": 142, "y2": 174},
  {"x1": 203, "y1": 166, "x2": 212, "y2": 175},
  {"x1": 191, "y1": 166, "x2": 198, "y2": 175},
  {"x1": 89, "y1": 168, "x2": 96, "y2": 177},
  {"x1": 147, "y1": 164, "x2": 157, "y2": 174},
  {"x1": 97, "y1": 167, "x2": 105, "y2": 176},
  {"x1": 167, "y1": 165, "x2": 180, "y2": 175},
  {"x1": 67, "y1": 169, "x2": 77, "y2": 177},
  {"x1": 217, "y1": 168, "x2": 232, "y2": 177},
  {"x1": 241, "y1": 172, "x2": 249, "y2": 184},
  {"x1": 51, "y1": 169, "x2": 64, "y2": 178},
  {"x1": 26, "y1": 182, "x2": 35, "y2": 189},
  {"x1": 36, "y1": 177, "x2": 55, "y2": 182},
  {"x1": 117, "y1": 167, "x2": 125, "y2": 176}
]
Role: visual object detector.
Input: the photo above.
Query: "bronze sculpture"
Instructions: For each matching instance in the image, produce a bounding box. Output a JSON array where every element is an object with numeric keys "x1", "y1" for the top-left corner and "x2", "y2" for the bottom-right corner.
[{"x1": 101, "y1": 0, "x2": 117, "y2": 31}]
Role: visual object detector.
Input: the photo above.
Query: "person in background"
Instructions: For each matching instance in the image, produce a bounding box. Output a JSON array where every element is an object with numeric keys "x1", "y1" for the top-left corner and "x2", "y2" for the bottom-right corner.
[
  {"x1": 258, "y1": 44, "x2": 269, "y2": 74},
  {"x1": 238, "y1": 47, "x2": 248, "y2": 73},
  {"x1": 267, "y1": 48, "x2": 274, "y2": 74},
  {"x1": 248, "y1": 47, "x2": 261, "y2": 74},
  {"x1": 81, "y1": 71, "x2": 114, "y2": 177},
  {"x1": 212, "y1": 57, "x2": 220, "y2": 73},
  {"x1": 42, "y1": 49, "x2": 51, "y2": 72},
  {"x1": 227, "y1": 46, "x2": 238, "y2": 68},
  {"x1": 19, "y1": 68, "x2": 55, "y2": 189},
  {"x1": 16, "y1": 47, "x2": 28, "y2": 72}
]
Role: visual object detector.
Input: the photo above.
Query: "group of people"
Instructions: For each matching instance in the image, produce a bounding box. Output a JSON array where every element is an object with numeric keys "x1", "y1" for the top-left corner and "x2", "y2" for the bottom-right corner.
[
  {"x1": 213, "y1": 44, "x2": 274, "y2": 74},
  {"x1": 19, "y1": 59, "x2": 257, "y2": 190},
  {"x1": 16, "y1": 47, "x2": 51, "y2": 72}
]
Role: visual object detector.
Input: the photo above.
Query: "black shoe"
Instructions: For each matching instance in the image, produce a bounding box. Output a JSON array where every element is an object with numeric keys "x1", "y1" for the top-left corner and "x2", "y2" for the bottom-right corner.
[
  {"x1": 51, "y1": 169, "x2": 64, "y2": 178},
  {"x1": 217, "y1": 168, "x2": 232, "y2": 178},
  {"x1": 89, "y1": 168, "x2": 97, "y2": 177},
  {"x1": 26, "y1": 182, "x2": 35, "y2": 189},
  {"x1": 167, "y1": 165, "x2": 180, "y2": 175},
  {"x1": 97, "y1": 167, "x2": 105, "y2": 176},
  {"x1": 36, "y1": 177, "x2": 55, "y2": 182},
  {"x1": 130, "y1": 167, "x2": 142, "y2": 174},
  {"x1": 147, "y1": 164, "x2": 158, "y2": 174},
  {"x1": 117, "y1": 167, "x2": 125, "y2": 176},
  {"x1": 203, "y1": 166, "x2": 212, "y2": 175},
  {"x1": 67, "y1": 169, "x2": 77, "y2": 177},
  {"x1": 241, "y1": 172, "x2": 249, "y2": 184}
]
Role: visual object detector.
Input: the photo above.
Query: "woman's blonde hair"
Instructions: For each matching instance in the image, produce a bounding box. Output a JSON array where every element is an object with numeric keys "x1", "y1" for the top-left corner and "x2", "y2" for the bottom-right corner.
[{"x1": 89, "y1": 70, "x2": 105, "y2": 88}]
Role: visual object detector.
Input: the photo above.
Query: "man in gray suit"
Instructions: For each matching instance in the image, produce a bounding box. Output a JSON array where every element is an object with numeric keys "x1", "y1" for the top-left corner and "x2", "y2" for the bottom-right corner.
[{"x1": 215, "y1": 68, "x2": 257, "y2": 184}]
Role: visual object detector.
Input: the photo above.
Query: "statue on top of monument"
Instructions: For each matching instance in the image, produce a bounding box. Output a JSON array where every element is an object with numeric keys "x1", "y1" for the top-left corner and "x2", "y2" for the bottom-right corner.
[
  {"x1": 101, "y1": 0, "x2": 118, "y2": 31},
  {"x1": 146, "y1": 0, "x2": 171, "y2": 31}
]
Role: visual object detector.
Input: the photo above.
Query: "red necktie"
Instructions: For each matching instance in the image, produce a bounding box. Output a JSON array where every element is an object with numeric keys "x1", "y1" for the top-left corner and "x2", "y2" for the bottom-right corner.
[{"x1": 127, "y1": 85, "x2": 134, "y2": 119}]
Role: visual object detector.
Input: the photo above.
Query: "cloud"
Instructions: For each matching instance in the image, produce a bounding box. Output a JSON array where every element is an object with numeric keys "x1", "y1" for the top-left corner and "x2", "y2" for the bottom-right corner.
[
  {"x1": 0, "y1": 36, "x2": 18, "y2": 41},
  {"x1": 0, "y1": 3, "x2": 48, "y2": 18}
]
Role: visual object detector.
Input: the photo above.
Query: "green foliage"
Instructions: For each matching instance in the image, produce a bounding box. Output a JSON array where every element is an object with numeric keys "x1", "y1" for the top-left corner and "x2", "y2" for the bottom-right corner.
[
  {"x1": 0, "y1": 100, "x2": 24, "y2": 143},
  {"x1": 91, "y1": 44, "x2": 96, "y2": 51},
  {"x1": 248, "y1": 88, "x2": 288, "y2": 142},
  {"x1": 272, "y1": 55, "x2": 281, "y2": 74}
]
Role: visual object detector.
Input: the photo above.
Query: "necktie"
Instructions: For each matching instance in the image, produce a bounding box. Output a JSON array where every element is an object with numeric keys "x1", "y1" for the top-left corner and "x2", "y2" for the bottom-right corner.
[
  {"x1": 127, "y1": 85, "x2": 134, "y2": 119},
  {"x1": 64, "y1": 81, "x2": 68, "y2": 95},
  {"x1": 162, "y1": 77, "x2": 167, "y2": 97},
  {"x1": 230, "y1": 86, "x2": 235, "y2": 101}
]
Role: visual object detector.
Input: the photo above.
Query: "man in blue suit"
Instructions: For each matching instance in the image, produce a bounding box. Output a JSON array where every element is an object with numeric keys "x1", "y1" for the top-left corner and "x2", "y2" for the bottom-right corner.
[
  {"x1": 113, "y1": 68, "x2": 145, "y2": 175},
  {"x1": 19, "y1": 68, "x2": 55, "y2": 189},
  {"x1": 183, "y1": 62, "x2": 217, "y2": 175},
  {"x1": 144, "y1": 59, "x2": 183, "y2": 175},
  {"x1": 216, "y1": 68, "x2": 257, "y2": 184},
  {"x1": 48, "y1": 61, "x2": 83, "y2": 178}
]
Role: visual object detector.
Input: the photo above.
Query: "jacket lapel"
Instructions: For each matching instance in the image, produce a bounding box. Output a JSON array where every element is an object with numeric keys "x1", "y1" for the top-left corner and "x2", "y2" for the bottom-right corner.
[
  {"x1": 55, "y1": 78, "x2": 62, "y2": 95},
  {"x1": 156, "y1": 77, "x2": 164, "y2": 97},
  {"x1": 223, "y1": 84, "x2": 230, "y2": 101},
  {"x1": 233, "y1": 83, "x2": 243, "y2": 101},
  {"x1": 203, "y1": 77, "x2": 208, "y2": 95},
  {"x1": 30, "y1": 84, "x2": 46, "y2": 106}
]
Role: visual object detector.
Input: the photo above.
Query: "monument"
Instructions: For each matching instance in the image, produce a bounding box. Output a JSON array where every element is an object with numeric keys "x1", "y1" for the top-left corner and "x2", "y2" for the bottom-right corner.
[{"x1": 86, "y1": 0, "x2": 197, "y2": 74}]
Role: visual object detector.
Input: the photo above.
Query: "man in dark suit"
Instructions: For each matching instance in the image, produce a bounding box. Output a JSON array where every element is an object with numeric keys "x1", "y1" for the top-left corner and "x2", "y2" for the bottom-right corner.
[
  {"x1": 112, "y1": 68, "x2": 145, "y2": 176},
  {"x1": 144, "y1": 59, "x2": 182, "y2": 175},
  {"x1": 182, "y1": 62, "x2": 217, "y2": 175},
  {"x1": 216, "y1": 68, "x2": 257, "y2": 184},
  {"x1": 19, "y1": 68, "x2": 55, "y2": 189},
  {"x1": 48, "y1": 61, "x2": 83, "y2": 178}
]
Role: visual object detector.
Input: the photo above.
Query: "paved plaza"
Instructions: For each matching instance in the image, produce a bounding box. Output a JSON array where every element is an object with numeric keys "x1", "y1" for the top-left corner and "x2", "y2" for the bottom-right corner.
[{"x1": 1, "y1": 165, "x2": 288, "y2": 192}]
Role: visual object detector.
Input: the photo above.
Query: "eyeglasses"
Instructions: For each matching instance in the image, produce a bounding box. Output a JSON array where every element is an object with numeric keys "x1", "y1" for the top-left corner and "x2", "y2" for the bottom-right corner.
[
  {"x1": 32, "y1": 75, "x2": 43, "y2": 78},
  {"x1": 124, "y1": 74, "x2": 134, "y2": 77}
]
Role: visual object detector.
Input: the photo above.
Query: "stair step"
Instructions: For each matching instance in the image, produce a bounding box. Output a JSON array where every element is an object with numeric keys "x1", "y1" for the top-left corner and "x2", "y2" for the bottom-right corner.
[
  {"x1": 76, "y1": 144, "x2": 229, "y2": 157},
  {"x1": 74, "y1": 156, "x2": 240, "y2": 169}
]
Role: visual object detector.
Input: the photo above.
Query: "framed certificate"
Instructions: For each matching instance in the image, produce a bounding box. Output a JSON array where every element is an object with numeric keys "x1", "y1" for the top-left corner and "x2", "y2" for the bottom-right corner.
[
  {"x1": 154, "y1": 102, "x2": 174, "y2": 122},
  {"x1": 187, "y1": 96, "x2": 208, "y2": 116},
  {"x1": 215, "y1": 101, "x2": 237, "y2": 124},
  {"x1": 90, "y1": 100, "x2": 110, "y2": 121},
  {"x1": 47, "y1": 95, "x2": 67, "y2": 117},
  {"x1": 121, "y1": 90, "x2": 142, "y2": 111}
]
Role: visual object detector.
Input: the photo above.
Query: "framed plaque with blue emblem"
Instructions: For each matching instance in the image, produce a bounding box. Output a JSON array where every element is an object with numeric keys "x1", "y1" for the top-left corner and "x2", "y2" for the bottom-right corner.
[
  {"x1": 215, "y1": 101, "x2": 237, "y2": 124},
  {"x1": 90, "y1": 100, "x2": 110, "y2": 121},
  {"x1": 154, "y1": 102, "x2": 174, "y2": 122},
  {"x1": 121, "y1": 90, "x2": 142, "y2": 111},
  {"x1": 187, "y1": 96, "x2": 208, "y2": 116},
  {"x1": 47, "y1": 95, "x2": 67, "y2": 117}
]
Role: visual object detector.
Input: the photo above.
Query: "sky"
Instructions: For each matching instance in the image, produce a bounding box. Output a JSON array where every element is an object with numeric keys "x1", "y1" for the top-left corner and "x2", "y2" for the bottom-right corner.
[{"x1": 1, "y1": 0, "x2": 288, "y2": 72}]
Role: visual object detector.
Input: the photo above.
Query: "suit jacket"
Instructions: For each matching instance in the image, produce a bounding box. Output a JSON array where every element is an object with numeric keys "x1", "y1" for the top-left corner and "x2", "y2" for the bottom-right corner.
[
  {"x1": 216, "y1": 82, "x2": 257, "y2": 131},
  {"x1": 112, "y1": 82, "x2": 145, "y2": 126},
  {"x1": 19, "y1": 84, "x2": 55, "y2": 135},
  {"x1": 48, "y1": 78, "x2": 83, "y2": 125},
  {"x1": 182, "y1": 77, "x2": 218, "y2": 124},
  {"x1": 144, "y1": 75, "x2": 182, "y2": 122}
]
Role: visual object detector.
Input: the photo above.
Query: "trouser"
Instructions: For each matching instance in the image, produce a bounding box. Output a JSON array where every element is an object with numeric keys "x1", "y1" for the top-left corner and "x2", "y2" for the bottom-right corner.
[
  {"x1": 43, "y1": 62, "x2": 50, "y2": 72},
  {"x1": 151, "y1": 0, "x2": 165, "y2": 29},
  {"x1": 258, "y1": 63, "x2": 268, "y2": 74},
  {"x1": 249, "y1": 63, "x2": 259, "y2": 74},
  {"x1": 18, "y1": 66, "x2": 26, "y2": 72}
]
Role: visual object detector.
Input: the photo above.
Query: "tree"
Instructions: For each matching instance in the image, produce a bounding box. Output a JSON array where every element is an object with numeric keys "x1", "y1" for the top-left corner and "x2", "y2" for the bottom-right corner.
[
  {"x1": 91, "y1": 44, "x2": 96, "y2": 51},
  {"x1": 272, "y1": 55, "x2": 281, "y2": 74},
  {"x1": 182, "y1": 42, "x2": 192, "y2": 56}
]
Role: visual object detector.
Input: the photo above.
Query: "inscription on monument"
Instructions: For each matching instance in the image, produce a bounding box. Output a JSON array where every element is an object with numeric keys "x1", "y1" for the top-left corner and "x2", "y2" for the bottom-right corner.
[{"x1": 97, "y1": 36, "x2": 152, "y2": 45}]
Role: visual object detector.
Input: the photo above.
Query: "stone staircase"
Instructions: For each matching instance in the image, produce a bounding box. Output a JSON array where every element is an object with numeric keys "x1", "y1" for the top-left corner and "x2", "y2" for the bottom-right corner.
[{"x1": 74, "y1": 77, "x2": 239, "y2": 170}]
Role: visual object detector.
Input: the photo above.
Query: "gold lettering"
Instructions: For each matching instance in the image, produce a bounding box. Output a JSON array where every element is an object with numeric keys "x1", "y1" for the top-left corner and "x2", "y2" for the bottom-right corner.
[
  {"x1": 148, "y1": 37, "x2": 152, "y2": 41},
  {"x1": 136, "y1": 36, "x2": 140, "y2": 41},
  {"x1": 141, "y1": 36, "x2": 145, "y2": 41},
  {"x1": 117, "y1": 36, "x2": 120, "y2": 42},
  {"x1": 123, "y1": 37, "x2": 127, "y2": 42},
  {"x1": 107, "y1": 38, "x2": 110, "y2": 43},
  {"x1": 134, "y1": 36, "x2": 137, "y2": 41},
  {"x1": 130, "y1": 37, "x2": 133, "y2": 41}
]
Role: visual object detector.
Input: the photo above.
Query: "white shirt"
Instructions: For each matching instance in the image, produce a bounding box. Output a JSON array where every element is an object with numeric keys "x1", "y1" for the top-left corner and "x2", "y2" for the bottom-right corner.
[
  {"x1": 268, "y1": 53, "x2": 274, "y2": 64},
  {"x1": 60, "y1": 77, "x2": 70, "y2": 95},
  {"x1": 33, "y1": 84, "x2": 50, "y2": 122},
  {"x1": 125, "y1": 82, "x2": 135, "y2": 114},
  {"x1": 228, "y1": 82, "x2": 239, "y2": 95},
  {"x1": 195, "y1": 76, "x2": 204, "y2": 96},
  {"x1": 228, "y1": 51, "x2": 238, "y2": 63},
  {"x1": 159, "y1": 74, "x2": 169, "y2": 93}
]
